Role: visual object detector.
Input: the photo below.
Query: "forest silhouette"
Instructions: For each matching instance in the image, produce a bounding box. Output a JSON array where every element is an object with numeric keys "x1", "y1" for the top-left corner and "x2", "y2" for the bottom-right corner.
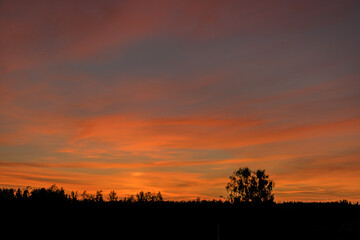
[{"x1": 1, "y1": 168, "x2": 360, "y2": 239}]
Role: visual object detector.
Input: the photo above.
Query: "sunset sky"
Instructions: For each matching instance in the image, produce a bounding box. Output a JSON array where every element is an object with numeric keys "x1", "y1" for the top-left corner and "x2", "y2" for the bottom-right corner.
[{"x1": 1, "y1": 0, "x2": 360, "y2": 202}]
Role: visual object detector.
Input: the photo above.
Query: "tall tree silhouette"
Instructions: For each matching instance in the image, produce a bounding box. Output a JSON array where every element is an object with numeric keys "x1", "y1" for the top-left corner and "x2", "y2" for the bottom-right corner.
[
  {"x1": 226, "y1": 167, "x2": 274, "y2": 203},
  {"x1": 95, "y1": 190, "x2": 104, "y2": 202},
  {"x1": 108, "y1": 190, "x2": 118, "y2": 202}
]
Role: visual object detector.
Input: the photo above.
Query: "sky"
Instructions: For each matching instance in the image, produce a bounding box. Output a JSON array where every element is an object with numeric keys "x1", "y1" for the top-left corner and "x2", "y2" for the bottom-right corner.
[{"x1": 1, "y1": 0, "x2": 360, "y2": 202}]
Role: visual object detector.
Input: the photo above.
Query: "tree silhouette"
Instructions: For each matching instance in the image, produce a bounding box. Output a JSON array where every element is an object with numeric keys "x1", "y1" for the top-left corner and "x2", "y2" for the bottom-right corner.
[
  {"x1": 29, "y1": 185, "x2": 67, "y2": 203},
  {"x1": 226, "y1": 167, "x2": 274, "y2": 203},
  {"x1": 108, "y1": 190, "x2": 118, "y2": 202},
  {"x1": 95, "y1": 190, "x2": 104, "y2": 202},
  {"x1": 15, "y1": 188, "x2": 22, "y2": 200},
  {"x1": 23, "y1": 187, "x2": 30, "y2": 199},
  {"x1": 81, "y1": 190, "x2": 95, "y2": 201},
  {"x1": 135, "y1": 191, "x2": 163, "y2": 202},
  {"x1": 69, "y1": 191, "x2": 78, "y2": 201},
  {"x1": 124, "y1": 194, "x2": 136, "y2": 203},
  {"x1": 0, "y1": 188, "x2": 15, "y2": 201}
]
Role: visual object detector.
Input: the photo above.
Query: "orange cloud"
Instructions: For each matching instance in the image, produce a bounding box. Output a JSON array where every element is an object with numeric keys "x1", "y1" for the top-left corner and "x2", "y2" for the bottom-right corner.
[{"x1": 66, "y1": 114, "x2": 360, "y2": 153}]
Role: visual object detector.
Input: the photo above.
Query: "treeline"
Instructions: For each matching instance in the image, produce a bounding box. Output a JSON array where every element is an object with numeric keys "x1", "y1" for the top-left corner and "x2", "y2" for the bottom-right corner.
[
  {"x1": 1, "y1": 185, "x2": 359, "y2": 208},
  {"x1": 0, "y1": 185, "x2": 165, "y2": 204}
]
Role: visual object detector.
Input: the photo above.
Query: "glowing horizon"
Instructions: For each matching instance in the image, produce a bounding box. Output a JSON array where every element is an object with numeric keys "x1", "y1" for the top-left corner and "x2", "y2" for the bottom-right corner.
[{"x1": 1, "y1": 0, "x2": 360, "y2": 202}]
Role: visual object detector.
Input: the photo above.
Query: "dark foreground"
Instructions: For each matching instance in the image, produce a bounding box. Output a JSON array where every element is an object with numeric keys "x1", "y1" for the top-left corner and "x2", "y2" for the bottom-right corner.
[{"x1": 2, "y1": 201, "x2": 359, "y2": 239}]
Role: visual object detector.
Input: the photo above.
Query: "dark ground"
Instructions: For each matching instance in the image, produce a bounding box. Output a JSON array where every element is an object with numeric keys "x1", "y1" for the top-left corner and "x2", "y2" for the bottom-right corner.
[{"x1": 2, "y1": 201, "x2": 359, "y2": 239}]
